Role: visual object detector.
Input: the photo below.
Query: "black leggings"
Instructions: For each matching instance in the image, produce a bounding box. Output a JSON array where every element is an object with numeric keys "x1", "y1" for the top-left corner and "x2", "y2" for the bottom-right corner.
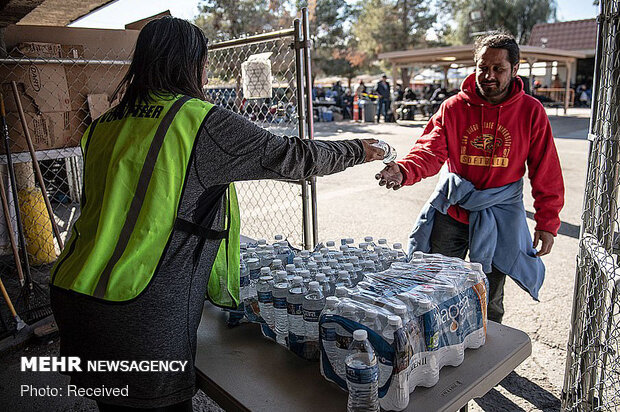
[{"x1": 97, "y1": 399, "x2": 193, "y2": 412}]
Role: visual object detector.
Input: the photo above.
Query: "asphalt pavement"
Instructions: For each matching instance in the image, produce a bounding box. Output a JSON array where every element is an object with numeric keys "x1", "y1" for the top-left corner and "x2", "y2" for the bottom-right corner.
[{"x1": 0, "y1": 108, "x2": 590, "y2": 411}]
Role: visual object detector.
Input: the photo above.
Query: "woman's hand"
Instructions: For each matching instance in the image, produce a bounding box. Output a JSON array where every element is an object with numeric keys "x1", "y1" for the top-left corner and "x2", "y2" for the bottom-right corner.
[{"x1": 361, "y1": 139, "x2": 385, "y2": 163}]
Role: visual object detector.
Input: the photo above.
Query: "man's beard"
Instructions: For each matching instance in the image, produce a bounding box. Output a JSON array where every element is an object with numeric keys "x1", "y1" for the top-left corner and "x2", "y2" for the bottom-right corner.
[{"x1": 477, "y1": 78, "x2": 512, "y2": 98}]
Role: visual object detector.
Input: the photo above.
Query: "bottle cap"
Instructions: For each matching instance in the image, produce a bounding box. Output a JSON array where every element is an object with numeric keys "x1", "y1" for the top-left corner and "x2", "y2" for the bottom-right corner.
[
  {"x1": 344, "y1": 263, "x2": 354, "y2": 269},
  {"x1": 364, "y1": 308, "x2": 378, "y2": 317},
  {"x1": 353, "y1": 329, "x2": 368, "y2": 341},
  {"x1": 308, "y1": 281, "x2": 320, "y2": 290},
  {"x1": 293, "y1": 257, "x2": 302, "y2": 263},
  {"x1": 300, "y1": 269, "x2": 310, "y2": 277},
  {"x1": 326, "y1": 241, "x2": 335, "y2": 247},
  {"x1": 393, "y1": 242, "x2": 402, "y2": 249},
  {"x1": 388, "y1": 315, "x2": 402, "y2": 326},
  {"x1": 308, "y1": 261, "x2": 318, "y2": 268},
  {"x1": 340, "y1": 245, "x2": 348, "y2": 251},
  {"x1": 326, "y1": 296, "x2": 339, "y2": 306},
  {"x1": 301, "y1": 250, "x2": 310, "y2": 257},
  {"x1": 276, "y1": 270, "x2": 287, "y2": 277},
  {"x1": 272, "y1": 259, "x2": 282, "y2": 265},
  {"x1": 274, "y1": 235, "x2": 283, "y2": 240},
  {"x1": 247, "y1": 258, "x2": 259, "y2": 264},
  {"x1": 413, "y1": 251, "x2": 424, "y2": 260},
  {"x1": 316, "y1": 273, "x2": 326, "y2": 281},
  {"x1": 259, "y1": 275, "x2": 273, "y2": 281},
  {"x1": 257, "y1": 239, "x2": 267, "y2": 245},
  {"x1": 346, "y1": 238, "x2": 355, "y2": 244},
  {"x1": 260, "y1": 267, "x2": 271, "y2": 274},
  {"x1": 292, "y1": 276, "x2": 303, "y2": 284},
  {"x1": 364, "y1": 236, "x2": 374, "y2": 242},
  {"x1": 394, "y1": 304, "x2": 407, "y2": 315},
  {"x1": 378, "y1": 239, "x2": 387, "y2": 244},
  {"x1": 286, "y1": 264, "x2": 296, "y2": 271}
]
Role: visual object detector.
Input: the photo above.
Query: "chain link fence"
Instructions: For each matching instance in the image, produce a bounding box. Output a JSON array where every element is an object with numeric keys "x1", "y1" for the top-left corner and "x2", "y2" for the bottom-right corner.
[
  {"x1": 562, "y1": 2, "x2": 620, "y2": 410},
  {"x1": 205, "y1": 31, "x2": 309, "y2": 247},
  {"x1": 0, "y1": 16, "x2": 315, "y2": 337},
  {"x1": 0, "y1": 44, "x2": 131, "y2": 331}
]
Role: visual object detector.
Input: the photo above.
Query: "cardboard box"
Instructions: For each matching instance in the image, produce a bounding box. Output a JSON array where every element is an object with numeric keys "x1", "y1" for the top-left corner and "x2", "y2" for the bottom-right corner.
[
  {"x1": 61, "y1": 45, "x2": 85, "y2": 59},
  {"x1": 11, "y1": 42, "x2": 62, "y2": 58},
  {"x1": 0, "y1": 64, "x2": 71, "y2": 113},
  {"x1": 65, "y1": 64, "x2": 127, "y2": 111},
  {"x1": 2, "y1": 109, "x2": 88, "y2": 154}
]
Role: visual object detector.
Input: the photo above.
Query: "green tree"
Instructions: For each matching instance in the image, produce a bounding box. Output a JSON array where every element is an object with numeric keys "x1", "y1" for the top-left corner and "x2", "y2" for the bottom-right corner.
[
  {"x1": 439, "y1": 0, "x2": 556, "y2": 44},
  {"x1": 352, "y1": 0, "x2": 435, "y2": 85},
  {"x1": 297, "y1": 0, "x2": 358, "y2": 83},
  {"x1": 194, "y1": 0, "x2": 292, "y2": 42}
]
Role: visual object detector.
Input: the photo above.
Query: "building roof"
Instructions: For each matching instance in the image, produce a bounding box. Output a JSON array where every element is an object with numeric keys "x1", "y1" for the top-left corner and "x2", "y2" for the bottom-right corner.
[
  {"x1": 528, "y1": 19, "x2": 597, "y2": 54},
  {"x1": 378, "y1": 44, "x2": 585, "y2": 67},
  {"x1": 1, "y1": 0, "x2": 116, "y2": 27}
]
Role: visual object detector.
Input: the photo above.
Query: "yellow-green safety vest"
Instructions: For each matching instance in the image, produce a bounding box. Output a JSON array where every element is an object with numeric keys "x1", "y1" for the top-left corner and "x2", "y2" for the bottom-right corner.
[{"x1": 50, "y1": 94, "x2": 241, "y2": 308}]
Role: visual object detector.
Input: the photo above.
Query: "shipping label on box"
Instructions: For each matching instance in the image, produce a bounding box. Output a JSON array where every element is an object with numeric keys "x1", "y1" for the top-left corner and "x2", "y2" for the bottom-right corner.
[
  {"x1": 2, "y1": 110, "x2": 87, "y2": 154},
  {"x1": 12, "y1": 42, "x2": 62, "y2": 59},
  {"x1": 0, "y1": 64, "x2": 71, "y2": 113}
]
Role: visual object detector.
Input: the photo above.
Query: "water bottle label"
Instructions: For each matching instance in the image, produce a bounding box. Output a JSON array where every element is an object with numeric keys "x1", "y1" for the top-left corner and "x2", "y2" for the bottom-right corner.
[
  {"x1": 240, "y1": 276, "x2": 250, "y2": 287},
  {"x1": 258, "y1": 291, "x2": 273, "y2": 303},
  {"x1": 249, "y1": 268, "x2": 261, "y2": 280},
  {"x1": 273, "y1": 296, "x2": 287, "y2": 309},
  {"x1": 346, "y1": 363, "x2": 378, "y2": 384},
  {"x1": 303, "y1": 308, "x2": 321, "y2": 323},
  {"x1": 336, "y1": 333, "x2": 353, "y2": 349},
  {"x1": 423, "y1": 287, "x2": 483, "y2": 350},
  {"x1": 320, "y1": 325, "x2": 336, "y2": 341},
  {"x1": 287, "y1": 302, "x2": 303, "y2": 315}
]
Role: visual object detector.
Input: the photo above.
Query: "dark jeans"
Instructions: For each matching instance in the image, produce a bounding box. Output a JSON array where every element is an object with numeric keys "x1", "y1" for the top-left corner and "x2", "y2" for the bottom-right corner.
[
  {"x1": 429, "y1": 211, "x2": 507, "y2": 323},
  {"x1": 97, "y1": 400, "x2": 193, "y2": 412},
  {"x1": 376, "y1": 98, "x2": 389, "y2": 122}
]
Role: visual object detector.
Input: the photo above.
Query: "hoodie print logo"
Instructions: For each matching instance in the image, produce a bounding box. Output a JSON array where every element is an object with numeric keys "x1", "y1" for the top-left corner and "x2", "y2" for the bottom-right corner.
[{"x1": 460, "y1": 122, "x2": 512, "y2": 167}]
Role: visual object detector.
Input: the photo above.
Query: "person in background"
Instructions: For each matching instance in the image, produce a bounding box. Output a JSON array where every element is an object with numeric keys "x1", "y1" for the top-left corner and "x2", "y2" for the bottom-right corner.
[
  {"x1": 375, "y1": 32, "x2": 564, "y2": 324},
  {"x1": 50, "y1": 17, "x2": 386, "y2": 412},
  {"x1": 376, "y1": 74, "x2": 391, "y2": 122},
  {"x1": 343, "y1": 88, "x2": 354, "y2": 119}
]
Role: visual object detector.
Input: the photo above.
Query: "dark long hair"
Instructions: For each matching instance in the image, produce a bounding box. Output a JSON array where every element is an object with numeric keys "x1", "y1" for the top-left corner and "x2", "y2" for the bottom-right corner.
[{"x1": 112, "y1": 17, "x2": 208, "y2": 114}]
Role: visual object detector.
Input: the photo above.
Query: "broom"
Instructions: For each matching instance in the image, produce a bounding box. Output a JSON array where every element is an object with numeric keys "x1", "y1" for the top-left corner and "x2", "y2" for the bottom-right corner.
[{"x1": 0, "y1": 92, "x2": 51, "y2": 323}]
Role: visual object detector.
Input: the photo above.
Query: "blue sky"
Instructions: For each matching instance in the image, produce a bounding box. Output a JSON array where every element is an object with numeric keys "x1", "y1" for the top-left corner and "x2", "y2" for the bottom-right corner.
[{"x1": 70, "y1": 0, "x2": 599, "y2": 29}]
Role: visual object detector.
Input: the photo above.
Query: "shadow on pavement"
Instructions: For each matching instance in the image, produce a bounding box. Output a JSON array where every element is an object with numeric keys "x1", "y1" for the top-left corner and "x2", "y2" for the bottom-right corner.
[
  {"x1": 502, "y1": 371, "x2": 561, "y2": 411},
  {"x1": 475, "y1": 372, "x2": 561, "y2": 411},
  {"x1": 474, "y1": 387, "x2": 526, "y2": 411},
  {"x1": 526, "y1": 211, "x2": 580, "y2": 239}
]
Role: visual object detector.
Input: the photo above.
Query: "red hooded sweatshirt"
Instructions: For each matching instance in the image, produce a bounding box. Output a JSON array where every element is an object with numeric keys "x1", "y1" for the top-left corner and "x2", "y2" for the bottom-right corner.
[{"x1": 397, "y1": 73, "x2": 564, "y2": 235}]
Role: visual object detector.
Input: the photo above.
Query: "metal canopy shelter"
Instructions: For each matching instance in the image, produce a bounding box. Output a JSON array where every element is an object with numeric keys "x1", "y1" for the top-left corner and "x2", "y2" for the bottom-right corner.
[{"x1": 378, "y1": 44, "x2": 586, "y2": 114}]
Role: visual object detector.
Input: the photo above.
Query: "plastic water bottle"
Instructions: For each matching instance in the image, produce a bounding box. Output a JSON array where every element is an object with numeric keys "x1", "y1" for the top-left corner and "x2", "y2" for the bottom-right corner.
[
  {"x1": 273, "y1": 272, "x2": 290, "y2": 346},
  {"x1": 320, "y1": 297, "x2": 340, "y2": 377},
  {"x1": 287, "y1": 276, "x2": 306, "y2": 345},
  {"x1": 303, "y1": 281, "x2": 325, "y2": 342},
  {"x1": 247, "y1": 258, "x2": 261, "y2": 288},
  {"x1": 335, "y1": 286, "x2": 349, "y2": 299},
  {"x1": 372, "y1": 140, "x2": 397, "y2": 164},
  {"x1": 335, "y1": 303, "x2": 357, "y2": 379},
  {"x1": 299, "y1": 269, "x2": 312, "y2": 289},
  {"x1": 316, "y1": 273, "x2": 333, "y2": 297},
  {"x1": 285, "y1": 263, "x2": 297, "y2": 281},
  {"x1": 270, "y1": 258, "x2": 285, "y2": 276},
  {"x1": 336, "y1": 271, "x2": 354, "y2": 288},
  {"x1": 393, "y1": 243, "x2": 407, "y2": 262},
  {"x1": 307, "y1": 261, "x2": 319, "y2": 279},
  {"x1": 257, "y1": 275, "x2": 274, "y2": 329},
  {"x1": 345, "y1": 329, "x2": 380, "y2": 412},
  {"x1": 294, "y1": 256, "x2": 307, "y2": 271},
  {"x1": 361, "y1": 307, "x2": 382, "y2": 333},
  {"x1": 378, "y1": 315, "x2": 402, "y2": 387},
  {"x1": 239, "y1": 258, "x2": 251, "y2": 303}
]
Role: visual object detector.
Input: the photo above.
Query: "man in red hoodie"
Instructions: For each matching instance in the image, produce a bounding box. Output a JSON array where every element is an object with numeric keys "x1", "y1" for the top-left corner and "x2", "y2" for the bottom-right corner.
[{"x1": 375, "y1": 32, "x2": 564, "y2": 323}]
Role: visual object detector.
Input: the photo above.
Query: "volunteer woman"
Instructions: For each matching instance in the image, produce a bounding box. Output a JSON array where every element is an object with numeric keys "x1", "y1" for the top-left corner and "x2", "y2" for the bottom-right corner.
[{"x1": 50, "y1": 17, "x2": 384, "y2": 412}]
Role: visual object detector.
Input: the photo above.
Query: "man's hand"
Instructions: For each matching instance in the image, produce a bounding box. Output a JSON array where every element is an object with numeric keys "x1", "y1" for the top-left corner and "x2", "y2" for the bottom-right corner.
[
  {"x1": 375, "y1": 162, "x2": 403, "y2": 190},
  {"x1": 360, "y1": 139, "x2": 384, "y2": 163},
  {"x1": 533, "y1": 230, "x2": 554, "y2": 256}
]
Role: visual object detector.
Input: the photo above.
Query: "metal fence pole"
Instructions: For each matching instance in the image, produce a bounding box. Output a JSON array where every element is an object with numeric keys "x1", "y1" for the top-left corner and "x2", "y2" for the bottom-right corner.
[{"x1": 302, "y1": 7, "x2": 318, "y2": 249}]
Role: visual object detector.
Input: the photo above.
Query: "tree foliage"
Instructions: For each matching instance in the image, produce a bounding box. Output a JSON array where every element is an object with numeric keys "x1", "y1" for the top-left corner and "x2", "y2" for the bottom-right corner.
[{"x1": 439, "y1": 0, "x2": 556, "y2": 45}]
